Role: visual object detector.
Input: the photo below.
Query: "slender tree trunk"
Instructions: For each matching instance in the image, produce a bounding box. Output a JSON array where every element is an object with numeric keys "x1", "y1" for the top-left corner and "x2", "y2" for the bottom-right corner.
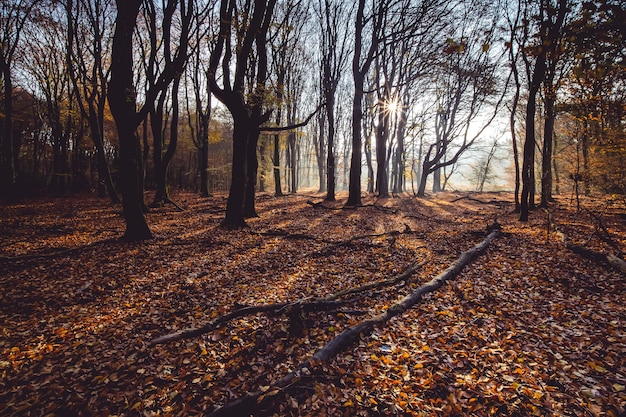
[
  {"x1": 273, "y1": 121, "x2": 283, "y2": 196},
  {"x1": 325, "y1": 97, "x2": 336, "y2": 201},
  {"x1": 553, "y1": 132, "x2": 560, "y2": 195},
  {"x1": 1, "y1": 59, "x2": 16, "y2": 200},
  {"x1": 316, "y1": 113, "x2": 327, "y2": 193},
  {"x1": 520, "y1": 82, "x2": 539, "y2": 221},
  {"x1": 393, "y1": 100, "x2": 407, "y2": 193},
  {"x1": 153, "y1": 75, "x2": 182, "y2": 207},
  {"x1": 432, "y1": 141, "x2": 442, "y2": 193},
  {"x1": 347, "y1": 71, "x2": 364, "y2": 205},
  {"x1": 375, "y1": 103, "x2": 390, "y2": 197},
  {"x1": 244, "y1": 125, "x2": 260, "y2": 218},
  {"x1": 582, "y1": 118, "x2": 593, "y2": 195},
  {"x1": 88, "y1": 106, "x2": 120, "y2": 202},
  {"x1": 540, "y1": 93, "x2": 555, "y2": 207},
  {"x1": 199, "y1": 110, "x2": 211, "y2": 197},
  {"x1": 151, "y1": 92, "x2": 167, "y2": 205},
  {"x1": 287, "y1": 106, "x2": 298, "y2": 193}
]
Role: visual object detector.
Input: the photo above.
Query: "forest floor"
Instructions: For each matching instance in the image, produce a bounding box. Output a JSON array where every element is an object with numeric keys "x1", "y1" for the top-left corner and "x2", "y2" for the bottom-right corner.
[{"x1": 0, "y1": 190, "x2": 625, "y2": 417}]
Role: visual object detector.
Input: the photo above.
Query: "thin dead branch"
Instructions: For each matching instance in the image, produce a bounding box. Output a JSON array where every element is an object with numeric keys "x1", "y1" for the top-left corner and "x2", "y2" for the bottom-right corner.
[{"x1": 150, "y1": 260, "x2": 425, "y2": 346}]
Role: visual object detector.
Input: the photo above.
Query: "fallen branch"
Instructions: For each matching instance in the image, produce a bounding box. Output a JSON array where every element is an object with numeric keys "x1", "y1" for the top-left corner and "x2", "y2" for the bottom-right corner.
[
  {"x1": 585, "y1": 208, "x2": 623, "y2": 257},
  {"x1": 567, "y1": 244, "x2": 626, "y2": 275},
  {"x1": 548, "y1": 211, "x2": 626, "y2": 275},
  {"x1": 450, "y1": 195, "x2": 510, "y2": 206},
  {"x1": 207, "y1": 223, "x2": 501, "y2": 417},
  {"x1": 323, "y1": 260, "x2": 427, "y2": 301},
  {"x1": 150, "y1": 260, "x2": 424, "y2": 346},
  {"x1": 309, "y1": 225, "x2": 418, "y2": 257},
  {"x1": 150, "y1": 299, "x2": 349, "y2": 346}
]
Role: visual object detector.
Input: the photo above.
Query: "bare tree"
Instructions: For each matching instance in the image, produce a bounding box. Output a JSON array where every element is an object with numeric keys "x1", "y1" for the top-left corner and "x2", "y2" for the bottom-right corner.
[
  {"x1": 347, "y1": 0, "x2": 447, "y2": 205},
  {"x1": 108, "y1": 0, "x2": 193, "y2": 240},
  {"x1": 0, "y1": 0, "x2": 40, "y2": 200},
  {"x1": 207, "y1": 0, "x2": 276, "y2": 227},
  {"x1": 417, "y1": 0, "x2": 504, "y2": 197},
  {"x1": 25, "y1": 5, "x2": 75, "y2": 194},
  {"x1": 504, "y1": 0, "x2": 522, "y2": 211},
  {"x1": 315, "y1": 0, "x2": 352, "y2": 202},
  {"x1": 66, "y1": 0, "x2": 120, "y2": 202},
  {"x1": 185, "y1": 2, "x2": 216, "y2": 197},
  {"x1": 267, "y1": 0, "x2": 309, "y2": 196},
  {"x1": 519, "y1": 0, "x2": 568, "y2": 221}
]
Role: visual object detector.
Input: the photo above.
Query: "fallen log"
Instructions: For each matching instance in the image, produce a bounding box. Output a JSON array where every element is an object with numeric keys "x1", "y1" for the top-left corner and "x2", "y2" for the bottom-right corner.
[
  {"x1": 567, "y1": 243, "x2": 626, "y2": 275},
  {"x1": 207, "y1": 222, "x2": 501, "y2": 417},
  {"x1": 547, "y1": 211, "x2": 626, "y2": 275}
]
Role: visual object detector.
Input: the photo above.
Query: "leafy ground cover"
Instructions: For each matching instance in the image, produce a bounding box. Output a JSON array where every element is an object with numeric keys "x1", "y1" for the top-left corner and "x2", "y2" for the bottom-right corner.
[{"x1": 0, "y1": 191, "x2": 624, "y2": 416}]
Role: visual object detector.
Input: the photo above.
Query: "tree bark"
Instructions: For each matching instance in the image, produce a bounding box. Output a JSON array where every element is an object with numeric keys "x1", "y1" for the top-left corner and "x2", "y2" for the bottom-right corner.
[{"x1": 108, "y1": 0, "x2": 151, "y2": 241}]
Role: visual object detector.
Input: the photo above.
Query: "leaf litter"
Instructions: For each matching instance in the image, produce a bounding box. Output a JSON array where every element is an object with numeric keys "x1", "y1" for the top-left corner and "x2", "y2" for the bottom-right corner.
[{"x1": 0, "y1": 191, "x2": 624, "y2": 416}]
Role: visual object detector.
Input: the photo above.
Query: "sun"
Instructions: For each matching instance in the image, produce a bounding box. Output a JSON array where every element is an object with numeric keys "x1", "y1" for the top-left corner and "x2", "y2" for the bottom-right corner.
[{"x1": 383, "y1": 98, "x2": 401, "y2": 115}]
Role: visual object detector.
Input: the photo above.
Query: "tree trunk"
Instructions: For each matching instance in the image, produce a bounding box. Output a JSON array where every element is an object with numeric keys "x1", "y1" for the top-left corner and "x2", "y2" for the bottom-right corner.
[
  {"x1": 325, "y1": 98, "x2": 336, "y2": 202},
  {"x1": 540, "y1": 93, "x2": 555, "y2": 207},
  {"x1": 199, "y1": 113, "x2": 211, "y2": 197},
  {"x1": 287, "y1": 106, "x2": 298, "y2": 193},
  {"x1": 150, "y1": 91, "x2": 167, "y2": 205},
  {"x1": 88, "y1": 106, "x2": 120, "y2": 202},
  {"x1": 520, "y1": 0, "x2": 566, "y2": 221},
  {"x1": 520, "y1": 80, "x2": 539, "y2": 221},
  {"x1": 273, "y1": 130, "x2": 283, "y2": 196},
  {"x1": 244, "y1": 125, "x2": 260, "y2": 218},
  {"x1": 153, "y1": 76, "x2": 182, "y2": 207},
  {"x1": 553, "y1": 133, "x2": 560, "y2": 195},
  {"x1": 375, "y1": 103, "x2": 390, "y2": 197},
  {"x1": 1, "y1": 58, "x2": 16, "y2": 200},
  {"x1": 108, "y1": 0, "x2": 151, "y2": 241},
  {"x1": 315, "y1": 113, "x2": 327, "y2": 193},
  {"x1": 347, "y1": 72, "x2": 364, "y2": 206},
  {"x1": 223, "y1": 117, "x2": 250, "y2": 228}
]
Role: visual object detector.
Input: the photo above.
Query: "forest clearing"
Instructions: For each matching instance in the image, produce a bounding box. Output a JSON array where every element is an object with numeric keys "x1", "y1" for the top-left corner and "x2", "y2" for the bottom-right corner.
[{"x1": 1, "y1": 191, "x2": 624, "y2": 416}]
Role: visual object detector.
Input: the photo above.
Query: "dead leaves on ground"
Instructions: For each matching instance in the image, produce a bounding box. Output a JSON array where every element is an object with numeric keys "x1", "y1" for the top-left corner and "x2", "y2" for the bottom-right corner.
[{"x1": 0, "y1": 191, "x2": 624, "y2": 416}]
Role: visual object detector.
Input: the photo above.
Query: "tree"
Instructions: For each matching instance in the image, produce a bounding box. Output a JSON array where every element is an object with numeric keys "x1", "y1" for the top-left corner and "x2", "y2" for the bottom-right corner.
[
  {"x1": 266, "y1": 0, "x2": 308, "y2": 197},
  {"x1": 25, "y1": 4, "x2": 74, "y2": 194},
  {"x1": 346, "y1": 0, "x2": 383, "y2": 206},
  {"x1": 347, "y1": 0, "x2": 448, "y2": 205},
  {"x1": 208, "y1": 0, "x2": 276, "y2": 227},
  {"x1": 66, "y1": 0, "x2": 120, "y2": 202},
  {"x1": 417, "y1": 1, "x2": 504, "y2": 197},
  {"x1": 519, "y1": 0, "x2": 568, "y2": 221},
  {"x1": 560, "y1": 0, "x2": 626, "y2": 196},
  {"x1": 316, "y1": 0, "x2": 352, "y2": 202},
  {"x1": 505, "y1": 0, "x2": 522, "y2": 211},
  {"x1": 372, "y1": 0, "x2": 436, "y2": 197},
  {"x1": 0, "y1": 0, "x2": 39, "y2": 200},
  {"x1": 472, "y1": 137, "x2": 500, "y2": 192},
  {"x1": 108, "y1": 0, "x2": 192, "y2": 240},
  {"x1": 141, "y1": 0, "x2": 194, "y2": 208}
]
